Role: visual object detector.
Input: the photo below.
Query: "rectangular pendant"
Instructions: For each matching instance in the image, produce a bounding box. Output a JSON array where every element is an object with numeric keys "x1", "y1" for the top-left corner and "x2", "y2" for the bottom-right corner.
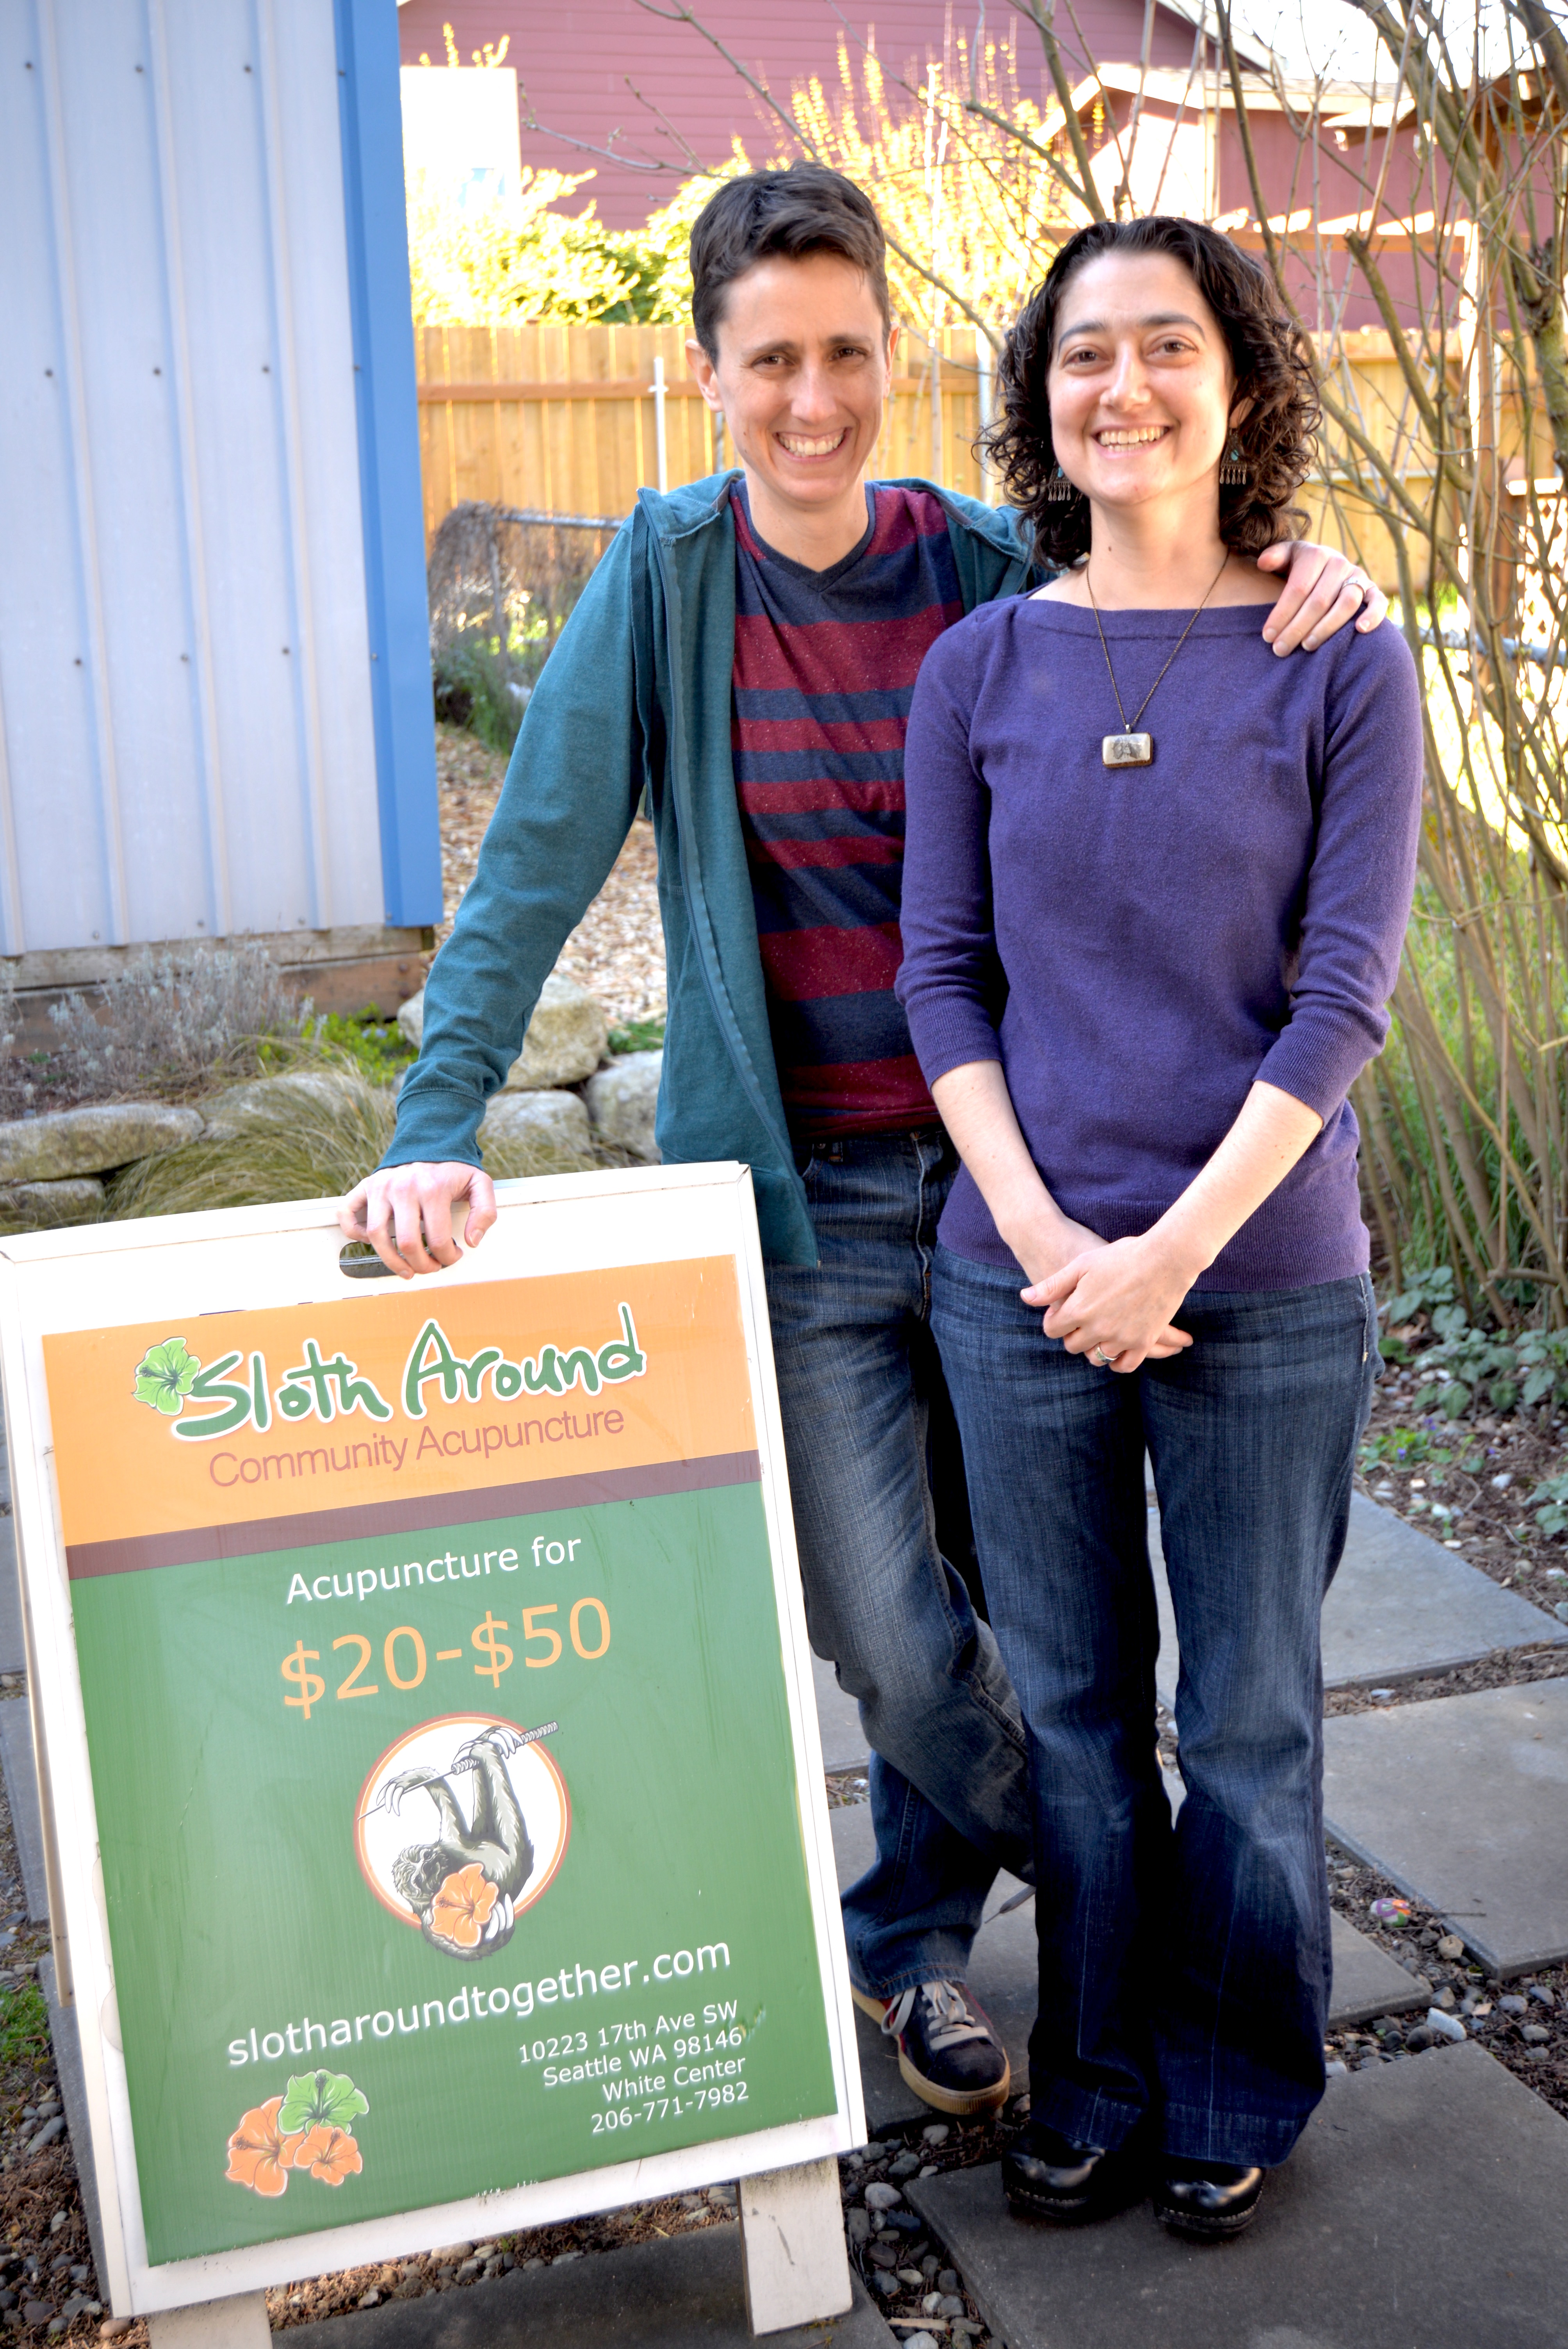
[{"x1": 1102, "y1": 732, "x2": 1153, "y2": 768}]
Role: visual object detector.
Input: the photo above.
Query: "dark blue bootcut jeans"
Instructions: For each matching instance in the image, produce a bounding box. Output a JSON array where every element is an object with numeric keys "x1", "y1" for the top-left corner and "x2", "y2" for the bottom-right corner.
[
  {"x1": 932, "y1": 1250, "x2": 1377, "y2": 2167},
  {"x1": 765, "y1": 1133, "x2": 1033, "y2": 1996}
]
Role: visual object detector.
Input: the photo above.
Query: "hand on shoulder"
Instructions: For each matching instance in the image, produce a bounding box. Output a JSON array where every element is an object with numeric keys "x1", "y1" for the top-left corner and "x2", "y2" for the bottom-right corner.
[{"x1": 1255, "y1": 539, "x2": 1388, "y2": 652}]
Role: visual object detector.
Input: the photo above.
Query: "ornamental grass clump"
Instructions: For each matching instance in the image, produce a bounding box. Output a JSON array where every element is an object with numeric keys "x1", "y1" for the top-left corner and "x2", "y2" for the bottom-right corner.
[{"x1": 107, "y1": 1059, "x2": 399, "y2": 1221}]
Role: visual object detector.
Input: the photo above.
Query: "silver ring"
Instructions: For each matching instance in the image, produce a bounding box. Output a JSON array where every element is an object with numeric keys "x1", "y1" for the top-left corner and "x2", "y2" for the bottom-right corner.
[{"x1": 1092, "y1": 1345, "x2": 1115, "y2": 1368}]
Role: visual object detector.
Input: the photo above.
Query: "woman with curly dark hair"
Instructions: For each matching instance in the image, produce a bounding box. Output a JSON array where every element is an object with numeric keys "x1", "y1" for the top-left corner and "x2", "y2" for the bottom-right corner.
[{"x1": 895, "y1": 218, "x2": 1422, "y2": 2238}]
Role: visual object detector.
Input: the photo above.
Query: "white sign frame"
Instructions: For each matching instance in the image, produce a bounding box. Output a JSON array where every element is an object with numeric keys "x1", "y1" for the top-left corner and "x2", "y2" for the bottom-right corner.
[{"x1": 0, "y1": 1162, "x2": 864, "y2": 2317}]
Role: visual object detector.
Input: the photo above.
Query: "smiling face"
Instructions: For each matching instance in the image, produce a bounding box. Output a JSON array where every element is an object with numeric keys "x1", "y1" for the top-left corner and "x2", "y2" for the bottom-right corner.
[
  {"x1": 688, "y1": 250, "x2": 896, "y2": 562},
  {"x1": 1047, "y1": 249, "x2": 1237, "y2": 518}
]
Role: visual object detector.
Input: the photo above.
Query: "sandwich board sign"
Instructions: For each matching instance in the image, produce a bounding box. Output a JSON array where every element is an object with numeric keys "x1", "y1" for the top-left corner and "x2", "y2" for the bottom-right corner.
[{"x1": 0, "y1": 1162, "x2": 862, "y2": 2320}]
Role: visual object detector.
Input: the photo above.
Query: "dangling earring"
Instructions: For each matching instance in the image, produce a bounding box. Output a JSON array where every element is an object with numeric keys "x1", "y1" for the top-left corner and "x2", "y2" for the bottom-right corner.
[
  {"x1": 1046, "y1": 462, "x2": 1075, "y2": 503},
  {"x1": 1219, "y1": 435, "x2": 1249, "y2": 487}
]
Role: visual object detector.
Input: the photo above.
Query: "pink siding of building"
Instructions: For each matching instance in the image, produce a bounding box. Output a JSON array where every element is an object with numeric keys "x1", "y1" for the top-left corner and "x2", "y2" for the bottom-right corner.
[
  {"x1": 398, "y1": 1, "x2": 1438, "y2": 333},
  {"x1": 397, "y1": 0, "x2": 1211, "y2": 226}
]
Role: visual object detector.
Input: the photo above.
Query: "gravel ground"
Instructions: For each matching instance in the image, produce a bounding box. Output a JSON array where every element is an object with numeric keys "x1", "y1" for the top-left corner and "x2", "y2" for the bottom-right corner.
[
  {"x1": 837, "y1": 2120, "x2": 1010, "y2": 2345},
  {"x1": 1324, "y1": 1847, "x2": 1568, "y2": 2125},
  {"x1": 434, "y1": 726, "x2": 666, "y2": 1033},
  {"x1": 1322, "y1": 1641, "x2": 1568, "y2": 1714},
  {"x1": 826, "y1": 1768, "x2": 871, "y2": 1809},
  {"x1": 0, "y1": 1692, "x2": 107, "y2": 2344}
]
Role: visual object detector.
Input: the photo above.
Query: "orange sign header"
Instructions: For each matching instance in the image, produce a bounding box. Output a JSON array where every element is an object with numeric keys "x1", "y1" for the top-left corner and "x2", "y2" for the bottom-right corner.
[{"x1": 45, "y1": 1258, "x2": 755, "y2": 1557}]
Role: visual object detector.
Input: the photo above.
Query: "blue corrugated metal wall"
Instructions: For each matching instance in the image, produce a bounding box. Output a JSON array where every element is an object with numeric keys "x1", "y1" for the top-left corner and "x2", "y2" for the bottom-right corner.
[{"x1": 0, "y1": 0, "x2": 440, "y2": 957}]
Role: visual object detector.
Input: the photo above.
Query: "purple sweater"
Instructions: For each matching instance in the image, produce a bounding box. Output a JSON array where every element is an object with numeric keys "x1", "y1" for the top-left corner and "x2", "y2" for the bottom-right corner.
[{"x1": 895, "y1": 597, "x2": 1423, "y2": 1289}]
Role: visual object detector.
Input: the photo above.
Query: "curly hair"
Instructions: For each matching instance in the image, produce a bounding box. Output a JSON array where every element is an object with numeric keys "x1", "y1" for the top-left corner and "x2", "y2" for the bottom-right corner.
[{"x1": 981, "y1": 217, "x2": 1320, "y2": 567}]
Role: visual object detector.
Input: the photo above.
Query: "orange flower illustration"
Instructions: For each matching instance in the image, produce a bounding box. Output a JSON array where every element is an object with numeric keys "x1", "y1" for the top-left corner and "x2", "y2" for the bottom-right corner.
[
  {"x1": 225, "y1": 2097, "x2": 304, "y2": 2196},
  {"x1": 294, "y1": 2124, "x2": 364, "y2": 2187},
  {"x1": 429, "y1": 1862, "x2": 498, "y2": 1949}
]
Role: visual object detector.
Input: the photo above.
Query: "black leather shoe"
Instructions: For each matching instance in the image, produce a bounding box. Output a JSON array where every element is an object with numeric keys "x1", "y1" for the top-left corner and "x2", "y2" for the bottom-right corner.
[
  {"x1": 1153, "y1": 2158, "x2": 1265, "y2": 2240},
  {"x1": 1002, "y1": 2122, "x2": 1147, "y2": 2223}
]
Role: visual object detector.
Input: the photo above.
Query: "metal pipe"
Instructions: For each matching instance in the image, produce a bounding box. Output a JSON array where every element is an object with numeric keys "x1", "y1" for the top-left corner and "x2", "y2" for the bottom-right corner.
[
  {"x1": 1419, "y1": 626, "x2": 1566, "y2": 670},
  {"x1": 651, "y1": 355, "x2": 669, "y2": 494}
]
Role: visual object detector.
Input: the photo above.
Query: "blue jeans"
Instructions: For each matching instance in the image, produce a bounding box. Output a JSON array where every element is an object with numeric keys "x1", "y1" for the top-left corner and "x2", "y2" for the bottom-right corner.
[
  {"x1": 932, "y1": 1251, "x2": 1377, "y2": 2166},
  {"x1": 766, "y1": 1133, "x2": 1033, "y2": 1995}
]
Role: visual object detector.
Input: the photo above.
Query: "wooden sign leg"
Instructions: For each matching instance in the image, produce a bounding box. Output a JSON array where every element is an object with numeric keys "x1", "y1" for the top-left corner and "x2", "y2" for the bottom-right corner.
[
  {"x1": 738, "y1": 2156, "x2": 853, "y2": 2335},
  {"x1": 147, "y1": 2290, "x2": 271, "y2": 2345}
]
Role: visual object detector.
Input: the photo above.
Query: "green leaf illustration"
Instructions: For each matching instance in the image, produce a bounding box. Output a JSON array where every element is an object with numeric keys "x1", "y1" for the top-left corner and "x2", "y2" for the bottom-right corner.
[
  {"x1": 133, "y1": 1338, "x2": 201, "y2": 1418},
  {"x1": 319, "y1": 2072, "x2": 369, "y2": 2128},
  {"x1": 278, "y1": 2070, "x2": 369, "y2": 2136}
]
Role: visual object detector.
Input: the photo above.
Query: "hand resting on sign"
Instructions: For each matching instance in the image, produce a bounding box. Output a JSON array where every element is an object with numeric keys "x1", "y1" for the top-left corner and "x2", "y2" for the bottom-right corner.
[{"x1": 340, "y1": 1162, "x2": 497, "y2": 1278}]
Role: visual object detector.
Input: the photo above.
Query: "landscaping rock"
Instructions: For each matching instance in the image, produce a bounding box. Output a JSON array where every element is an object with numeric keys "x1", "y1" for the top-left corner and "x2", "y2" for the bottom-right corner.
[
  {"x1": 584, "y1": 1051, "x2": 661, "y2": 1161},
  {"x1": 503, "y1": 973, "x2": 609, "y2": 1091},
  {"x1": 0, "y1": 1178, "x2": 104, "y2": 1235},
  {"x1": 201, "y1": 1069, "x2": 366, "y2": 1136},
  {"x1": 478, "y1": 1091, "x2": 595, "y2": 1177},
  {"x1": 0, "y1": 1104, "x2": 201, "y2": 1182},
  {"x1": 399, "y1": 974, "x2": 608, "y2": 1092}
]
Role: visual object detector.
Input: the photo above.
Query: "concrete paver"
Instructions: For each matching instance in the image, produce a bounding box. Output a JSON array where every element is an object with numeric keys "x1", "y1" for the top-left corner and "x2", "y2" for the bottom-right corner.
[
  {"x1": 0, "y1": 1691, "x2": 48, "y2": 1921},
  {"x1": 0, "y1": 1522, "x2": 21, "y2": 1681},
  {"x1": 814, "y1": 1654, "x2": 870, "y2": 1774},
  {"x1": 1324, "y1": 1675, "x2": 1568, "y2": 1976},
  {"x1": 298, "y1": 2222, "x2": 893, "y2": 2346},
  {"x1": 905, "y1": 2041, "x2": 1568, "y2": 2349},
  {"x1": 1151, "y1": 1491, "x2": 1565, "y2": 1702}
]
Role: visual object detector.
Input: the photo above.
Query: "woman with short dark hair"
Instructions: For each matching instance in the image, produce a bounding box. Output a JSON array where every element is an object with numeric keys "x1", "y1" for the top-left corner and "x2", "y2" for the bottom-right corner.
[{"x1": 895, "y1": 217, "x2": 1422, "y2": 2237}]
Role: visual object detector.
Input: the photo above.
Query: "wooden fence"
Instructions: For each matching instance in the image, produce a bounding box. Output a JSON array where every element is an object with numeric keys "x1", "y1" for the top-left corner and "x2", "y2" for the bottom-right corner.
[
  {"x1": 415, "y1": 322, "x2": 993, "y2": 545},
  {"x1": 415, "y1": 321, "x2": 1543, "y2": 595}
]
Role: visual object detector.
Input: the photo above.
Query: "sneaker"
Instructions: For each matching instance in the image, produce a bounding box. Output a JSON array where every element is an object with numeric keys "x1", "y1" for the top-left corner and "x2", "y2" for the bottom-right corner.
[{"x1": 851, "y1": 1979, "x2": 1010, "y2": 2116}]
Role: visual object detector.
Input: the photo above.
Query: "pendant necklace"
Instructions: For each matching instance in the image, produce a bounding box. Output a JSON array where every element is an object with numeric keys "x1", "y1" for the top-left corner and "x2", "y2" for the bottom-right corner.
[{"x1": 1084, "y1": 552, "x2": 1230, "y2": 768}]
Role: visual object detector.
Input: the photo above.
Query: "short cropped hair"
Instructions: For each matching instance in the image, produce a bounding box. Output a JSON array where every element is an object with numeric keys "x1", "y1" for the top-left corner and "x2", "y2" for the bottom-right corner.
[
  {"x1": 688, "y1": 165, "x2": 892, "y2": 359},
  {"x1": 982, "y1": 216, "x2": 1320, "y2": 565}
]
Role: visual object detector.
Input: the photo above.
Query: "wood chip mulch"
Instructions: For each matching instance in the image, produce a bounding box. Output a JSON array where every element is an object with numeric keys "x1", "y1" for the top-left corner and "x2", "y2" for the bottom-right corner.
[{"x1": 434, "y1": 725, "x2": 666, "y2": 1033}]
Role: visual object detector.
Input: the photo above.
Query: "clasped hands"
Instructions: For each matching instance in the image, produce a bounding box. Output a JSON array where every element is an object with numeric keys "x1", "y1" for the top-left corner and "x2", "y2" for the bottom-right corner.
[{"x1": 1015, "y1": 1216, "x2": 1201, "y2": 1373}]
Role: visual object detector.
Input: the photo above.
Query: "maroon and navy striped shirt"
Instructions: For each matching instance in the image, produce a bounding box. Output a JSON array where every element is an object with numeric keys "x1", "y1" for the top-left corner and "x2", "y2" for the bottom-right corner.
[{"x1": 731, "y1": 480, "x2": 964, "y2": 1136}]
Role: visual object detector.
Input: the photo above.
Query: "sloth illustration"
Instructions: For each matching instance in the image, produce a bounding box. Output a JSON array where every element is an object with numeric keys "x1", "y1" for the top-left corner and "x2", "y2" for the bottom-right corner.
[{"x1": 372, "y1": 1725, "x2": 535, "y2": 1960}]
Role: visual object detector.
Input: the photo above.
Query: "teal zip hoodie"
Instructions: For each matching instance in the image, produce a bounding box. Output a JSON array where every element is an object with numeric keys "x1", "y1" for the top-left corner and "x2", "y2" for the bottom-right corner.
[{"x1": 385, "y1": 470, "x2": 1035, "y2": 1264}]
